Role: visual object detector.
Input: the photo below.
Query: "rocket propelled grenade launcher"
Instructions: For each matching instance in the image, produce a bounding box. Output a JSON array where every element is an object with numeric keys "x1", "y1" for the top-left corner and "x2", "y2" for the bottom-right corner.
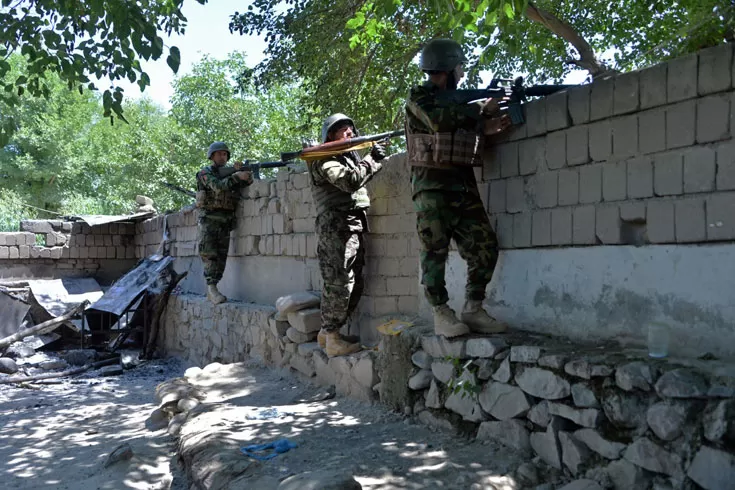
[{"x1": 280, "y1": 129, "x2": 406, "y2": 163}]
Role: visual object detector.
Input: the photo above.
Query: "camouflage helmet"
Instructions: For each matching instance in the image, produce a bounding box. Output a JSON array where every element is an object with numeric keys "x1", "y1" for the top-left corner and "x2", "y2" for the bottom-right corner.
[
  {"x1": 321, "y1": 113, "x2": 357, "y2": 143},
  {"x1": 207, "y1": 141, "x2": 231, "y2": 161},
  {"x1": 419, "y1": 38, "x2": 467, "y2": 72}
]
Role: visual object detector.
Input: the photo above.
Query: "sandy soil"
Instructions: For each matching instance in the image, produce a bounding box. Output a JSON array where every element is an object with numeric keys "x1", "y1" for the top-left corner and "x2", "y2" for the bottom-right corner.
[{"x1": 0, "y1": 353, "x2": 186, "y2": 490}]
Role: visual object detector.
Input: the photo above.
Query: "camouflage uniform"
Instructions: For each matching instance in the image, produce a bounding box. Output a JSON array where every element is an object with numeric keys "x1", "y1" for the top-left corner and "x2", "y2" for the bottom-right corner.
[
  {"x1": 405, "y1": 80, "x2": 499, "y2": 306},
  {"x1": 196, "y1": 164, "x2": 247, "y2": 285},
  {"x1": 310, "y1": 150, "x2": 382, "y2": 332}
]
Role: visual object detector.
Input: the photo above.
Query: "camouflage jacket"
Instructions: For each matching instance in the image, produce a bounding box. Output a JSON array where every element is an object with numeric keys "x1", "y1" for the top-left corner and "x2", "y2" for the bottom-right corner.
[
  {"x1": 309, "y1": 150, "x2": 382, "y2": 220},
  {"x1": 195, "y1": 164, "x2": 248, "y2": 213},
  {"x1": 405, "y1": 80, "x2": 483, "y2": 196}
]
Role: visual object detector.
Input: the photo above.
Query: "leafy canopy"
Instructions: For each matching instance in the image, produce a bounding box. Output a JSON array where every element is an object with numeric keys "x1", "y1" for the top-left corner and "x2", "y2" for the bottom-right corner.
[{"x1": 230, "y1": 0, "x2": 735, "y2": 131}]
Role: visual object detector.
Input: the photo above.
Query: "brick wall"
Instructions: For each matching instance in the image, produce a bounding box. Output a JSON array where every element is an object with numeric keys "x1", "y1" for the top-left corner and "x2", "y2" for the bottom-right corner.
[
  {"x1": 483, "y1": 43, "x2": 735, "y2": 249},
  {"x1": 0, "y1": 219, "x2": 137, "y2": 284},
  {"x1": 139, "y1": 154, "x2": 418, "y2": 344}
]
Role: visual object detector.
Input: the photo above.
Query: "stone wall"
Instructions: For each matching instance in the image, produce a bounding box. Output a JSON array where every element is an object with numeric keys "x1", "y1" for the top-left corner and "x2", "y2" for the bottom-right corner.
[
  {"x1": 139, "y1": 154, "x2": 418, "y2": 345},
  {"x1": 406, "y1": 332, "x2": 735, "y2": 490},
  {"x1": 0, "y1": 219, "x2": 137, "y2": 284}
]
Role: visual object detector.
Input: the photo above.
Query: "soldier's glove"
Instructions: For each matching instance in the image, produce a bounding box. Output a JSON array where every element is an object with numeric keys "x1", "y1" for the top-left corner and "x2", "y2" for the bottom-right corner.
[{"x1": 370, "y1": 142, "x2": 387, "y2": 162}]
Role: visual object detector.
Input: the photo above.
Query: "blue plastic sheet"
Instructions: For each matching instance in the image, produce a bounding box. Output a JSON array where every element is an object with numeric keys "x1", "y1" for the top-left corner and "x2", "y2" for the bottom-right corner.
[{"x1": 240, "y1": 439, "x2": 298, "y2": 461}]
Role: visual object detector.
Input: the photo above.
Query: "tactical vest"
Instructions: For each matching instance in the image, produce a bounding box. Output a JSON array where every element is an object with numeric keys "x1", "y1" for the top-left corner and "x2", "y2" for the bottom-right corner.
[
  {"x1": 196, "y1": 166, "x2": 239, "y2": 211},
  {"x1": 406, "y1": 127, "x2": 484, "y2": 169},
  {"x1": 308, "y1": 153, "x2": 370, "y2": 216}
]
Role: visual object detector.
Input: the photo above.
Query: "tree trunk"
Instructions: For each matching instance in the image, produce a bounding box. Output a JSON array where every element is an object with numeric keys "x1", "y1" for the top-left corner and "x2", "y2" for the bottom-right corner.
[
  {"x1": 525, "y1": 2, "x2": 612, "y2": 78},
  {"x1": 0, "y1": 300, "x2": 89, "y2": 349}
]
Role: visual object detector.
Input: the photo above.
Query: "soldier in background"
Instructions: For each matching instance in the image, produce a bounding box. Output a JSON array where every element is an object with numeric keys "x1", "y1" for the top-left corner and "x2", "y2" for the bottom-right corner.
[
  {"x1": 309, "y1": 114, "x2": 386, "y2": 357},
  {"x1": 404, "y1": 38, "x2": 512, "y2": 337},
  {"x1": 196, "y1": 142, "x2": 253, "y2": 304}
]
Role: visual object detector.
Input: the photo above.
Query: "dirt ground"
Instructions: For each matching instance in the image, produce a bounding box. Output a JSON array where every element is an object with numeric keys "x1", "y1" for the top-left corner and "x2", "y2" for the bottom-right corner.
[
  {"x1": 0, "y1": 353, "x2": 186, "y2": 490},
  {"x1": 0, "y1": 355, "x2": 530, "y2": 490}
]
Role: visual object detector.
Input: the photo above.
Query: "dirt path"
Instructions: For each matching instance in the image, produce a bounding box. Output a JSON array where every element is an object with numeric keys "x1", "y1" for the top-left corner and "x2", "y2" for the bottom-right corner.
[
  {"x1": 0, "y1": 354, "x2": 186, "y2": 490},
  {"x1": 177, "y1": 362, "x2": 528, "y2": 489}
]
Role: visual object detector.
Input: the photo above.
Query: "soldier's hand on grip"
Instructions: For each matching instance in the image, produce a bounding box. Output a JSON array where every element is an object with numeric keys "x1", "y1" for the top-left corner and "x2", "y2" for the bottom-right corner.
[
  {"x1": 370, "y1": 142, "x2": 387, "y2": 162},
  {"x1": 481, "y1": 96, "x2": 509, "y2": 116},
  {"x1": 234, "y1": 170, "x2": 253, "y2": 182},
  {"x1": 233, "y1": 161, "x2": 244, "y2": 170},
  {"x1": 483, "y1": 114, "x2": 512, "y2": 135}
]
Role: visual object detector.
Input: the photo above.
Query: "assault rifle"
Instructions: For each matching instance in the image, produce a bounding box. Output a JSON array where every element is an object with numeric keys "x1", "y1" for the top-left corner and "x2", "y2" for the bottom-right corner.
[
  {"x1": 436, "y1": 76, "x2": 577, "y2": 125},
  {"x1": 214, "y1": 159, "x2": 295, "y2": 180},
  {"x1": 281, "y1": 130, "x2": 405, "y2": 163},
  {"x1": 162, "y1": 182, "x2": 196, "y2": 198}
]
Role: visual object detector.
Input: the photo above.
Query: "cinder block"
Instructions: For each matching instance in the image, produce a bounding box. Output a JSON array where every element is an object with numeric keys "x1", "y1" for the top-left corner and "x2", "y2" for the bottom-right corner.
[
  {"x1": 602, "y1": 160, "x2": 627, "y2": 201},
  {"x1": 525, "y1": 100, "x2": 547, "y2": 137},
  {"x1": 512, "y1": 213, "x2": 532, "y2": 248},
  {"x1": 546, "y1": 91, "x2": 570, "y2": 131},
  {"x1": 684, "y1": 146, "x2": 716, "y2": 193},
  {"x1": 627, "y1": 156, "x2": 654, "y2": 198},
  {"x1": 506, "y1": 177, "x2": 527, "y2": 213},
  {"x1": 497, "y1": 214, "x2": 514, "y2": 249},
  {"x1": 640, "y1": 63, "x2": 668, "y2": 109},
  {"x1": 675, "y1": 198, "x2": 706, "y2": 242},
  {"x1": 531, "y1": 210, "x2": 552, "y2": 246},
  {"x1": 483, "y1": 146, "x2": 502, "y2": 180},
  {"x1": 532, "y1": 172, "x2": 558, "y2": 208},
  {"x1": 551, "y1": 207, "x2": 573, "y2": 245},
  {"x1": 647, "y1": 200, "x2": 675, "y2": 243},
  {"x1": 717, "y1": 141, "x2": 735, "y2": 190},
  {"x1": 387, "y1": 276, "x2": 417, "y2": 296},
  {"x1": 590, "y1": 76, "x2": 614, "y2": 121},
  {"x1": 568, "y1": 85, "x2": 590, "y2": 125},
  {"x1": 0, "y1": 246, "x2": 7, "y2": 259},
  {"x1": 620, "y1": 202, "x2": 646, "y2": 222},
  {"x1": 667, "y1": 53, "x2": 698, "y2": 103},
  {"x1": 639, "y1": 108, "x2": 666, "y2": 154},
  {"x1": 287, "y1": 307, "x2": 321, "y2": 334},
  {"x1": 706, "y1": 192, "x2": 735, "y2": 240},
  {"x1": 489, "y1": 180, "x2": 506, "y2": 213},
  {"x1": 398, "y1": 295, "x2": 418, "y2": 314},
  {"x1": 385, "y1": 237, "x2": 407, "y2": 257},
  {"x1": 573, "y1": 205, "x2": 596, "y2": 245},
  {"x1": 611, "y1": 115, "x2": 638, "y2": 158},
  {"x1": 654, "y1": 152, "x2": 684, "y2": 196},
  {"x1": 666, "y1": 100, "x2": 696, "y2": 149},
  {"x1": 519, "y1": 137, "x2": 544, "y2": 175},
  {"x1": 698, "y1": 43, "x2": 733, "y2": 95},
  {"x1": 545, "y1": 131, "x2": 566, "y2": 170},
  {"x1": 589, "y1": 120, "x2": 612, "y2": 162},
  {"x1": 374, "y1": 296, "x2": 398, "y2": 316},
  {"x1": 579, "y1": 164, "x2": 603, "y2": 204},
  {"x1": 498, "y1": 142, "x2": 520, "y2": 178},
  {"x1": 8, "y1": 246, "x2": 19, "y2": 259},
  {"x1": 596, "y1": 205, "x2": 621, "y2": 244},
  {"x1": 614, "y1": 71, "x2": 640, "y2": 115},
  {"x1": 558, "y1": 168, "x2": 579, "y2": 206},
  {"x1": 566, "y1": 125, "x2": 590, "y2": 166},
  {"x1": 696, "y1": 94, "x2": 730, "y2": 143},
  {"x1": 18, "y1": 245, "x2": 29, "y2": 258}
]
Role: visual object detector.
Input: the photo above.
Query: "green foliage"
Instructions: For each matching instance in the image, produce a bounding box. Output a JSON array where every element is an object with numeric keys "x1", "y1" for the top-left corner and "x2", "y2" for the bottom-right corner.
[
  {"x1": 0, "y1": 52, "x2": 315, "y2": 223},
  {"x1": 230, "y1": 0, "x2": 735, "y2": 131},
  {"x1": 445, "y1": 356, "x2": 481, "y2": 400},
  {"x1": 0, "y1": 0, "x2": 207, "y2": 144}
]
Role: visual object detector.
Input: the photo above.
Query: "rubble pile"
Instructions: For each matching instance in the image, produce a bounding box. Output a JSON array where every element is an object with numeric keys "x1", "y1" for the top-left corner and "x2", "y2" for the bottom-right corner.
[{"x1": 407, "y1": 333, "x2": 735, "y2": 490}]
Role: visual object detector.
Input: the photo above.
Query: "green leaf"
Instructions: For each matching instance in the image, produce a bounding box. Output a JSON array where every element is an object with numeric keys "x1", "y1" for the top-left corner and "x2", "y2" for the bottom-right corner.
[
  {"x1": 15, "y1": 75, "x2": 27, "y2": 85},
  {"x1": 346, "y1": 12, "x2": 366, "y2": 30},
  {"x1": 166, "y1": 46, "x2": 181, "y2": 73},
  {"x1": 503, "y1": 2, "x2": 515, "y2": 19}
]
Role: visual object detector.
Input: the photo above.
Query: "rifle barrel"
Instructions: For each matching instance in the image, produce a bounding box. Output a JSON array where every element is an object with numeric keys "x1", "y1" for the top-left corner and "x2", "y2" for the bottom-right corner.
[{"x1": 523, "y1": 84, "x2": 577, "y2": 97}]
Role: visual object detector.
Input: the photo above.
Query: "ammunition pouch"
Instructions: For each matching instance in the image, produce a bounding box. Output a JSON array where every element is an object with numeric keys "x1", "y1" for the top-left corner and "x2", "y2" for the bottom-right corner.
[
  {"x1": 407, "y1": 130, "x2": 484, "y2": 169},
  {"x1": 195, "y1": 189, "x2": 237, "y2": 211}
]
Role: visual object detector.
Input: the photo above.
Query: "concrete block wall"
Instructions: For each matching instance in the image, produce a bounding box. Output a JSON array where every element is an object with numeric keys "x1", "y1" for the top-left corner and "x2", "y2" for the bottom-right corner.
[
  {"x1": 484, "y1": 43, "x2": 735, "y2": 249},
  {"x1": 141, "y1": 153, "x2": 418, "y2": 344},
  {"x1": 0, "y1": 219, "x2": 137, "y2": 284}
]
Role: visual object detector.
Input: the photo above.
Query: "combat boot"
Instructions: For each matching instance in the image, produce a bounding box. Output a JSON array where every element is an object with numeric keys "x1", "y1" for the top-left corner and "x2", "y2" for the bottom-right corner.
[
  {"x1": 461, "y1": 300, "x2": 507, "y2": 334},
  {"x1": 432, "y1": 304, "x2": 470, "y2": 338},
  {"x1": 207, "y1": 284, "x2": 227, "y2": 305},
  {"x1": 324, "y1": 331, "x2": 361, "y2": 358},
  {"x1": 317, "y1": 328, "x2": 327, "y2": 349}
]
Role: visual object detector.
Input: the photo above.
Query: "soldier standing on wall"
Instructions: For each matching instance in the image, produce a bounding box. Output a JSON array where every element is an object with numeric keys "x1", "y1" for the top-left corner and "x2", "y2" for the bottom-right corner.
[
  {"x1": 405, "y1": 38, "x2": 513, "y2": 338},
  {"x1": 196, "y1": 142, "x2": 253, "y2": 304},
  {"x1": 309, "y1": 114, "x2": 387, "y2": 357}
]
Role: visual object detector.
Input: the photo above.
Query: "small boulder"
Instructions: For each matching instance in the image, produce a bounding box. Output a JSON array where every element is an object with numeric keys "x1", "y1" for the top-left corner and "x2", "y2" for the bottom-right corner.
[{"x1": 0, "y1": 357, "x2": 19, "y2": 374}]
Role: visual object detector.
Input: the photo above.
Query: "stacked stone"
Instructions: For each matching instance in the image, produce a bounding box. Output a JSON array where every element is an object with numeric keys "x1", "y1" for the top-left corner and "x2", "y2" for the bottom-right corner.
[
  {"x1": 0, "y1": 231, "x2": 37, "y2": 259},
  {"x1": 408, "y1": 334, "x2": 735, "y2": 490}
]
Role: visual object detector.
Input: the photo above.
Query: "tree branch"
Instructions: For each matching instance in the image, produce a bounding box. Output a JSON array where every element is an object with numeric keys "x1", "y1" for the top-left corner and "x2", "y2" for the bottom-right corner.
[{"x1": 525, "y1": 2, "x2": 613, "y2": 78}]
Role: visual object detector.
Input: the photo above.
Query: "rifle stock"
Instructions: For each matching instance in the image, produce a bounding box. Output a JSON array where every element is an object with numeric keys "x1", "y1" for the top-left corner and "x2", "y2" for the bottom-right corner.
[{"x1": 281, "y1": 129, "x2": 405, "y2": 162}]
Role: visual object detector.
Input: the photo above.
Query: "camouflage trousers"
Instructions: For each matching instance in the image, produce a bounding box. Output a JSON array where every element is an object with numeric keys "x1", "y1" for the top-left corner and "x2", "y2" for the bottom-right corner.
[
  {"x1": 316, "y1": 211, "x2": 366, "y2": 332},
  {"x1": 413, "y1": 190, "x2": 499, "y2": 306},
  {"x1": 197, "y1": 211, "x2": 235, "y2": 285}
]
